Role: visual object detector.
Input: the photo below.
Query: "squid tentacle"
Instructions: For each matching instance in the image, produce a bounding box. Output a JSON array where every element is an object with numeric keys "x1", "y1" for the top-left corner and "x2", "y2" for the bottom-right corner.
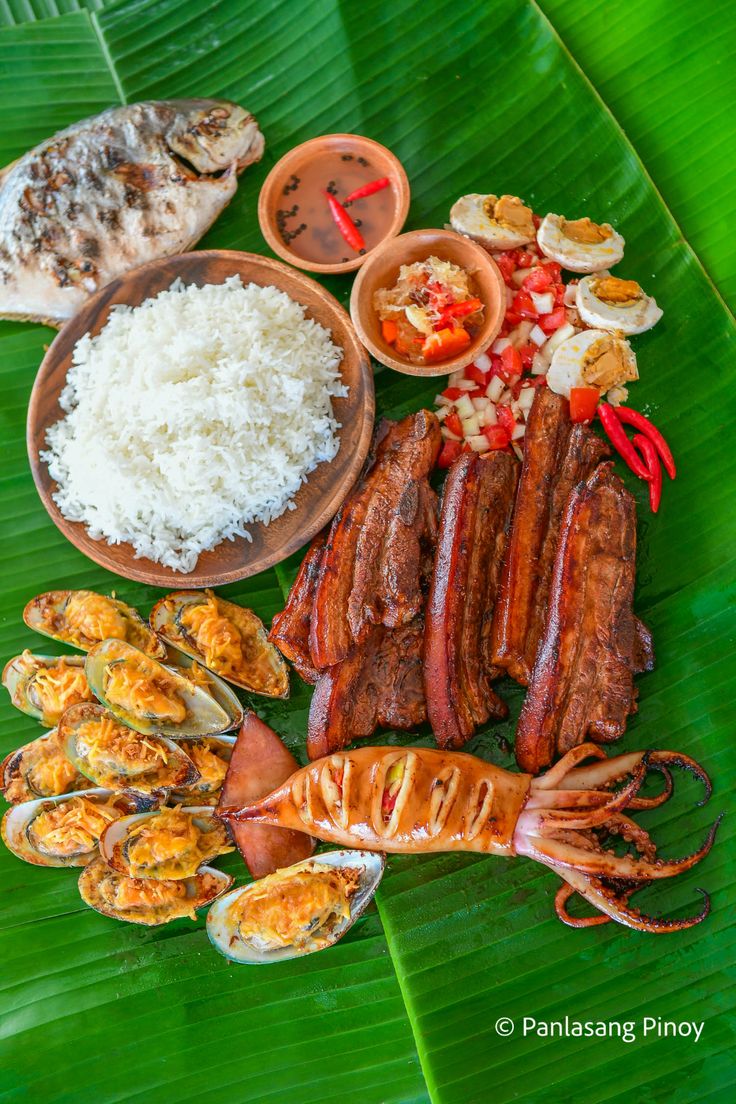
[
  {"x1": 535, "y1": 758, "x2": 649, "y2": 830},
  {"x1": 553, "y1": 869, "x2": 711, "y2": 933}
]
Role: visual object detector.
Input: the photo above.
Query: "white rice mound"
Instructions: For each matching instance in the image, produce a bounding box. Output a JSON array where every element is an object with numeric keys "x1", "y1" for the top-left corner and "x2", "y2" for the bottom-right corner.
[{"x1": 42, "y1": 277, "x2": 347, "y2": 573}]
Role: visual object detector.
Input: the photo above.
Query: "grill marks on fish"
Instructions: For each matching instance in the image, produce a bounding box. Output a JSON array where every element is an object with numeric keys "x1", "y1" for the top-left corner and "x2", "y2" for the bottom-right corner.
[{"x1": 0, "y1": 99, "x2": 264, "y2": 324}]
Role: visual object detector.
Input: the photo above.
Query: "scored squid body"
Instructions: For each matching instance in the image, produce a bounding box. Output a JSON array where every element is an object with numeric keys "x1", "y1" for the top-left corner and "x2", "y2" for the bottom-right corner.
[
  {"x1": 1, "y1": 787, "x2": 149, "y2": 867},
  {"x1": 84, "y1": 638, "x2": 237, "y2": 737},
  {"x1": 207, "y1": 850, "x2": 385, "y2": 964}
]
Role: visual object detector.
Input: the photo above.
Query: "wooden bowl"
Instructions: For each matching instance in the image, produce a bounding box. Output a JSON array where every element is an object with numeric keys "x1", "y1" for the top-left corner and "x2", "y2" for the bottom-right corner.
[
  {"x1": 258, "y1": 134, "x2": 410, "y2": 275},
  {"x1": 350, "y1": 229, "x2": 506, "y2": 377},
  {"x1": 27, "y1": 250, "x2": 374, "y2": 589}
]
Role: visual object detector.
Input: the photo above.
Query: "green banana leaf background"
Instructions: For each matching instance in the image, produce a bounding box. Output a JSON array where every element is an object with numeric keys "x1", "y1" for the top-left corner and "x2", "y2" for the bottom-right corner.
[{"x1": 0, "y1": 2, "x2": 734, "y2": 1102}]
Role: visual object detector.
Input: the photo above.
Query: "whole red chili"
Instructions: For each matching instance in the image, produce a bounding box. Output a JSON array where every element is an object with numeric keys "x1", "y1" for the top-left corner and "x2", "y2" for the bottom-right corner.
[
  {"x1": 614, "y1": 406, "x2": 676, "y2": 479},
  {"x1": 324, "y1": 192, "x2": 365, "y2": 252},
  {"x1": 597, "y1": 402, "x2": 652, "y2": 482},
  {"x1": 344, "y1": 177, "x2": 390, "y2": 202},
  {"x1": 633, "y1": 433, "x2": 662, "y2": 513}
]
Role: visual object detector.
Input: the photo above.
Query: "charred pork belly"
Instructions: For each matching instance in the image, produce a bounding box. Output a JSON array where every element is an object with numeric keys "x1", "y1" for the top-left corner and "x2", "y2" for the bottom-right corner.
[
  {"x1": 492, "y1": 387, "x2": 610, "y2": 686},
  {"x1": 424, "y1": 451, "x2": 518, "y2": 748},
  {"x1": 268, "y1": 534, "x2": 326, "y2": 685},
  {"x1": 309, "y1": 410, "x2": 441, "y2": 669},
  {"x1": 515, "y1": 463, "x2": 652, "y2": 774},
  {"x1": 307, "y1": 620, "x2": 426, "y2": 760}
]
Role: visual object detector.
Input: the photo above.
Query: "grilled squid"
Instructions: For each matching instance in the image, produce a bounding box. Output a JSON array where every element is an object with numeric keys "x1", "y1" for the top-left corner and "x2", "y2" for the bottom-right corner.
[{"x1": 220, "y1": 742, "x2": 719, "y2": 933}]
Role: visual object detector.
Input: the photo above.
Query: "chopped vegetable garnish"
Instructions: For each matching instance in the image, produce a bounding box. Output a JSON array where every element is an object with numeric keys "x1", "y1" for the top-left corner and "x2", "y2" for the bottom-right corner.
[{"x1": 569, "y1": 386, "x2": 599, "y2": 424}]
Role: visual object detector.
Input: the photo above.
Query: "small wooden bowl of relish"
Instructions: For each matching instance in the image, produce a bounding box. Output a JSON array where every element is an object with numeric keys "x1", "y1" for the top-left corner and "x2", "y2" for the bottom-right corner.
[
  {"x1": 258, "y1": 134, "x2": 410, "y2": 275},
  {"x1": 350, "y1": 229, "x2": 506, "y2": 377}
]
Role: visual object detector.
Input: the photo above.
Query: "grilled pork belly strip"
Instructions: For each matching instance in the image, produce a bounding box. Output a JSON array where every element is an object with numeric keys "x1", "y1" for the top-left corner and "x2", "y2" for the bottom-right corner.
[
  {"x1": 515, "y1": 463, "x2": 649, "y2": 774},
  {"x1": 309, "y1": 411, "x2": 441, "y2": 669},
  {"x1": 492, "y1": 389, "x2": 610, "y2": 687},
  {"x1": 307, "y1": 620, "x2": 426, "y2": 760},
  {"x1": 218, "y1": 712, "x2": 313, "y2": 877},
  {"x1": 424, "y1": 451, "x2": 518, "y2": 749},
  {"x1": 268, "y1": 534, "x2": 326, "y2": 684}
]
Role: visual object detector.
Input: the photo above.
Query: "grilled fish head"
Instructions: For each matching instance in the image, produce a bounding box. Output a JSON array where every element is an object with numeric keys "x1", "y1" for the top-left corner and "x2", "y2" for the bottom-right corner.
[{"x1": 164, "y1": 99, "x2": 265, "y2": 175}]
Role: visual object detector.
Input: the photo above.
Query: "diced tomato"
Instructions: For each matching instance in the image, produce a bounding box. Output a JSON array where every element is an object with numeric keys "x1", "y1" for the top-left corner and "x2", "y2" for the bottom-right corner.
[
  {"x1": 517, "y1": 251, "x2": 537, "y2": 268},
  {"x1": 444, "y1": 411, "x2": 463, "y2": 437},
  {"x1": 441, "y1": 386, "x2": 463, "y2": 401},
  {"x1": 469, "y1": 388, "x2": 485, "y2": 399},
  {"x1": 437, "y1": 439, "x2": 463, "y2": 468},
  {"x1": 522, "y1": 266, "x2": 554, "y2": 293},
  {"x1": 553, "y1": 284, "x2": 566, "y2": 306},
  {"x1": 541, "y1": 260, "x2": 562, "y2": 281},
  {"x1": 512, "y1": 289, "x2": 538, "y2": 320},
  {"x1": 569, "y1": 386, "x2": 599, "y2": 423},
  {"x1": 539, "y1": 306, "x2": 568, "y2": 334},
  {"x1": 496, "y1": 404, "x2": 516, "y2": 436},
  {"x1": 483, "y1": 424, "x2": 511, "y2": 449},
  {"x1": 495, "y1": 254, "x2": 516, "y2": 284},
  {"x1": 504, "y1": 309, "x2": 522, "y2": 326},
  {"x1": 422, "y1": 326, "x2": 471, "y2": 362},
  {"x1": 465, "y1": 362, "x2": 489, "y2": 387},
  {"x1": 532, "y1": 214, "x2": 542, "y2": 229},
  {"x1": 518, "y1": 343, "x2": 536, "y2": 369},
  {"x1": 499, "y1": 345, "x2": 523, "y2": 381},
  {"x1": 381, "y1": 319, "x2": 398, "y2": 344}
]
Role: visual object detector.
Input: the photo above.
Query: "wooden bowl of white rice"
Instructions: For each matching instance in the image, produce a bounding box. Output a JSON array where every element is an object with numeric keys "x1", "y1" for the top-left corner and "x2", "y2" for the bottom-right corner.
[{"x1": 27, "y1": 250, "x2": 374, "y2": 587}]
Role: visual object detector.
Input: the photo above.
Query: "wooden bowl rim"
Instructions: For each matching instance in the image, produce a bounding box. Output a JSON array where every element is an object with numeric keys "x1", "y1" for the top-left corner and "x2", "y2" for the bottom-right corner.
[
  {"x1": 27, "y1": 249, "x2": 374, "y2": 589},
  {"x1": 349, "y1": 228, "x2": 506, "y2": 377},
  {"x1": 258, "y1": 133, "x2": 410, "y2": 275}
]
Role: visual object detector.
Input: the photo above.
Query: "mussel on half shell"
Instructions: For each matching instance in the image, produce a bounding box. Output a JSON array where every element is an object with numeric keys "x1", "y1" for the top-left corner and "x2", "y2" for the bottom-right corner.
[
  {"x1": 2, "y1": 651, "x2": 94, "y2": 726},
  {"x1": 60, "y1": 702, "x2": 199, "y2": 795},
  {"x1": 169, "y1": 735, "x2": 236, "y2": 804},
  {"x1": 85, "y1": 639, "x2": 235, "y2": 737},
  {"x1": 207, "y1": 850, "x2": 385, "y2": 963},
  {"x1": 1, "y1": 729, "x2": 87, "y2": 804},
  {"x1": 79, "y1": 857, "x2": 232, "y2": 926},
  {"x1": 99, "y1": 804, "x2": 233, "y2": 880},
  {"x1": 24, "y1": 590, "x2": 165, "y2": 657},
  {"x1": 150, "y1": 590, "x2": 289, "y2": 698}
]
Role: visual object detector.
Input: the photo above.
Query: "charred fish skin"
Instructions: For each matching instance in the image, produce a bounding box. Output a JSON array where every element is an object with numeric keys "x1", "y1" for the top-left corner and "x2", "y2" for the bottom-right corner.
[{"x1": 0, "y1": 99, "x2": 264, "y2": 325}]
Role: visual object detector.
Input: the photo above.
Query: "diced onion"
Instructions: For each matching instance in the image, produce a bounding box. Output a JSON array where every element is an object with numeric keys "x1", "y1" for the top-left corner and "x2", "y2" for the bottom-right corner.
[
  {"x1": 466, "y1": 434, "x2": 489, "y2": 452},
  {"x1": 461, "y1": 414, "x2": 481, "y2": 437},
  {"x1": 517, "y1": 388, "x2": 536, "y2": 412},
  {"x1": 486, "y1": 377, "x2": 506, "y2": 402},
  {"x1": 508, "y1": 321, "x2": 534, "y2": 347},
  {"x1": 491, "y1": 337, "x2": 512, "y2": 355},
  {"x1": 543, "y1": 322, "x2": 577, "y2": 358},
  {"x1": 455, "y1": 394, "x2": 475, "y2": 419},
  {"x1": 472, "y1": 396, "x2": 490, "y2": 412},
  {"x1": 512, "y1": 424, "x2": 527, "y2": 440},
  {"x1": 455, "y1": 379, "x2": 476, "y2": 391},
  {"x1": 474, "y1": 352, "x2": 491, "y2": 372},
  {"x1": 435, "y1": 394, "x2": 452, "y2": 407},
  {"x1": 441, "y1": 426, "x2": 461, "y2": 441},
  {"x1": 563, "y1": 283, "x2": 578, "y2": 307},
  {"x1": 511, "y1": 268, "x2": 531, "y2": 287},
  {"x1": 530, "y1": 324, "x2": 547, "y2": 346},
  {"x1": 449, "y1": 369, "x2": 466, "y2": 385},
  {"x1": 434, "y1": 405, "x2": 449, "y2": 421},
  {"x1": 512, "y1": 442, "x2": 525, "y2": 461},
  {"x1": 532, "y1": 352, "x2": 549, "y2": 375},
  {"x1": 530, "y1": 291, "x2": 554, "y2": 314},
  {"x1": 482, "y1": 404, "x2": 498, "y2": 426}
]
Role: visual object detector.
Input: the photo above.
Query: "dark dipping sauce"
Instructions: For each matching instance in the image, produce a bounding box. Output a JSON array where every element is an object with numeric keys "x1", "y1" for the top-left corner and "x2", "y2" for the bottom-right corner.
[{"x1": 276, "y1": 154, "x2": 395, "y2": 265}]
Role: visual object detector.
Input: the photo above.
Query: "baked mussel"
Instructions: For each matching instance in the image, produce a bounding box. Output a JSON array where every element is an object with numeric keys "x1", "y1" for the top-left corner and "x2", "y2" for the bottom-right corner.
[
  {"x1": 60, "y1": 703, "x2": 199, "y2": 795},
  {"x1": 99, "y1": 804, "x2": 233, "y2": 880},
  {"x1": 169, "y1": 736, "x2": 236, "y2": 805},
  {"x1": 171, "y1": 656, "x2": 244, "y2": 732},
  {"x1": 24, "y1": 590, "x2": 165, "y2": 657},
  {"x1": 3, "y1": 651, "x2": 94, "y2": 726},
  {"x1": 1, "y1": 788, "x2": 149, "y2": 868},
  {"x1": 85, "y1": 639, "x2": 236, "y2": 737},
  {"x1": 207, "y1": 850, "x2": 385, "y2": 963},
  {"x1": 79, "y1": 857, "x2": 232, "y2": 926},
  {"x1": 1, "y1": 729, "x2": 86, "y2": 804},
  {"x1": 150, "y1": 590, "x2": 289, "y2": 697}
]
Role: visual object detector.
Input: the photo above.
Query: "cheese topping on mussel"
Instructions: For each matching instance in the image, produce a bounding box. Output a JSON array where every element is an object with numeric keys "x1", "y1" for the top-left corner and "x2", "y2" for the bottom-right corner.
[
  {"x1": 172, "y1": 738, "x2": 233, "y2": 801},
  {"x1": 450, "y1": 193, "x2": 536, "y2": 251},
  {"x1": 537, "y1": 213, "x2": 625, "y2": 272},
  {"x1": 575, "y1": 273, "x2": 662, "y2": 334},
  {"x1": 1, "y1": 730, "x2": 85, "y2": 804},
  {"x1": 85, "y1": 639, "x2": 232, "y2": 736},
  {"x1": 24, "y1": 590, "x2": 166, "y2": 656},
  {"x1": 546, "y1": 329, "x2": 638, "y2": 398},
  {"x1": 29, "y1": 796, "x2": 117, "y2": 859},
  {"x1": 2, "y1": 651, "x2": 94, "y2": 725},
  {"x1": 79, "y1": 857, "x2": 231, "y2": 926},
  {"x1": 150, "y1": 590, "x2": 289, "y2": 697},
  {"x1": 101, "y1": 806, "x2": 233, "y2": 880}
]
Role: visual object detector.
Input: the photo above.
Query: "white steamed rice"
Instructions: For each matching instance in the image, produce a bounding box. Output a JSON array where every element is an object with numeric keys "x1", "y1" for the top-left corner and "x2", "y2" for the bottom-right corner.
[{"x1": 42, "y1": 276, "x2": 347, "y2": 572}]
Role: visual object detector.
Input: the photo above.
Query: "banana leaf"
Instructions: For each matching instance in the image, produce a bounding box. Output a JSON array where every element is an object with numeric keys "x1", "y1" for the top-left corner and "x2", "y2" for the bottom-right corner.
[{"x1": 0, "y1": 2, "x2": 734, "y2": 1103}]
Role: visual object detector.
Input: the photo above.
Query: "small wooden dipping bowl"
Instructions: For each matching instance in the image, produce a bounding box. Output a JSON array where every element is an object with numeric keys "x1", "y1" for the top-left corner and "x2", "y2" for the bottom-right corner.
[
  {"x1": 350, "y1": 229, "x2": 506, "y2": 378},
  {"x1": 258, "y1": 134, "x2": 410, "y2": 275}
]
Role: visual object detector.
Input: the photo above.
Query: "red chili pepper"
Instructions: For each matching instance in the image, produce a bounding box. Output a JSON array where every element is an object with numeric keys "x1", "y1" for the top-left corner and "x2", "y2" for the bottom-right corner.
[
  {"x1": 598, "y1": 402, "x2": 652, "y2": 482},
  {"x1": 324, "y1": 192, "x2": 365, "y2": 252},
  {"x1": 437, "y1": 297, "x2": 483, "y2": 327},
  {"x1": 343, "y1": 177, "x2": 390, "y2": 202},
  {"x1": 614, "y1": 406, "x2": 676, "y2": 479},
  {"x1": 633, "y1": 433, "x2": 662, "y2": 513}
]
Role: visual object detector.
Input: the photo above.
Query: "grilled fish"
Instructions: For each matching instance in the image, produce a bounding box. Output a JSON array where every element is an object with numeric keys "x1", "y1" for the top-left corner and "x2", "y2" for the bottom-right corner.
[{"x1": 0, "y1": 99, "x2": 264, "y2": 325}]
